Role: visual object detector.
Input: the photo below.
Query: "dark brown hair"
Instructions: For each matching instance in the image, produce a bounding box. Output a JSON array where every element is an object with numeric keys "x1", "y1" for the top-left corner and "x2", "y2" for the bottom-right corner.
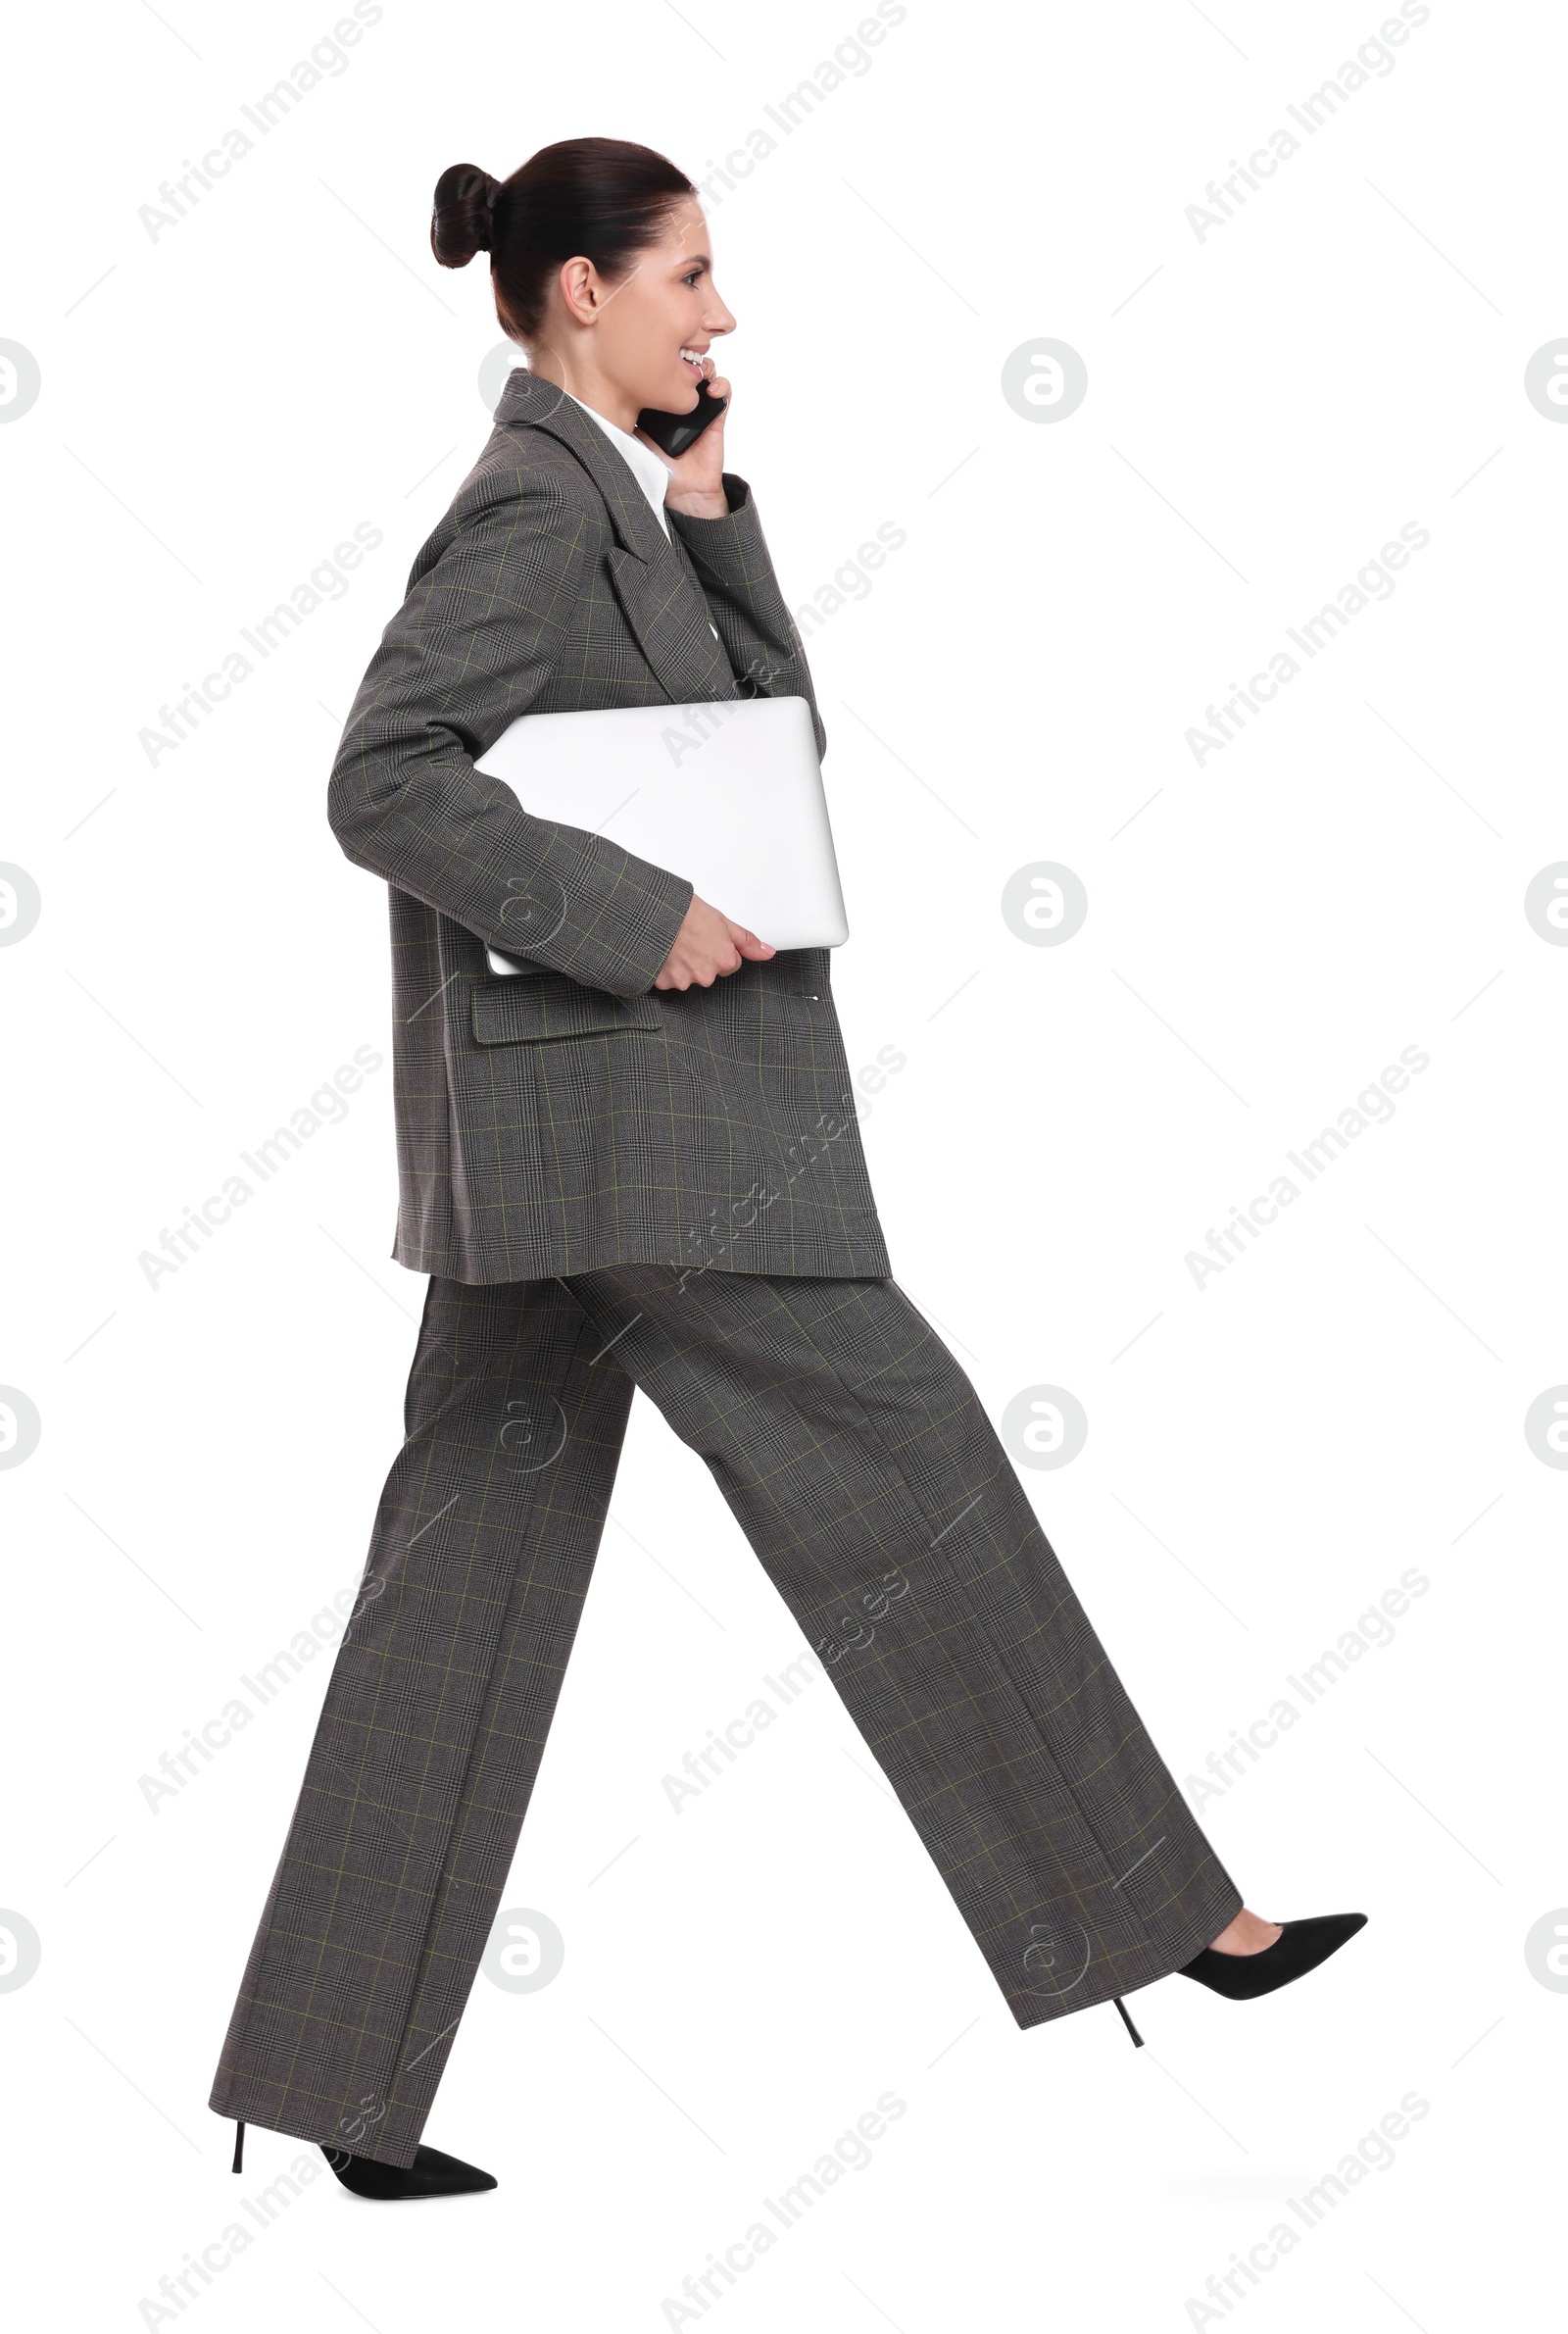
[{"x1": 431, "y1": 138, "x2": 697, "y2": 341}]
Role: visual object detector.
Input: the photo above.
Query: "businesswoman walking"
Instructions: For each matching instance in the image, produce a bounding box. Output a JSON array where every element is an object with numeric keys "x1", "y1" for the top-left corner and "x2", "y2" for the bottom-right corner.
[{"x1": 210, "y1": 137, "x2": 1363, "y2": 2200}]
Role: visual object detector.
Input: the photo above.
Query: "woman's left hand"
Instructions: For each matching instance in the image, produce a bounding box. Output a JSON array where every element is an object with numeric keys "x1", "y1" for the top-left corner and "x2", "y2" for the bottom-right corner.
[{"x1": 638, "y1": 356, "x2": 730, "y2": 520}]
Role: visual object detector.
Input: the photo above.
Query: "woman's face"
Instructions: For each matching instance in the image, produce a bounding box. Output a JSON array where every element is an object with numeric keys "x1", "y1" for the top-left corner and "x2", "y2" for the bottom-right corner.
[{"x1": 579, "y1": 196, "x2": 736, "y2": 414}]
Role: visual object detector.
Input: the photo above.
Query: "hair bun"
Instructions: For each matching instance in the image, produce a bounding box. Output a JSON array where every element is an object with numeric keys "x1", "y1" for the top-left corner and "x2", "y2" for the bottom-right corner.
[{"x1": 430, "y1": 164, "x2": 500, "y2": 268}]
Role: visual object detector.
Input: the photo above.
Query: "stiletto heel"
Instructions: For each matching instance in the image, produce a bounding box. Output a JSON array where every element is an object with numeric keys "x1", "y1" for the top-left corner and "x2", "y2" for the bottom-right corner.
[
  {"x1": 231, "y1": 2121, "x2": 245, "y2": 2174},
  {"x1": 1112, "y1": 1995, "x2": 1145, "y2": 2048},
  {"x1": 1180, "y1": 1912, "x2": 1367, "y2": 2002}
]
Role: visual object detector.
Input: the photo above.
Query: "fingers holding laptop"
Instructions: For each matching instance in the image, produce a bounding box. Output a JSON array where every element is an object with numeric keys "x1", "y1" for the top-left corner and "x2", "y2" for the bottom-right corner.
[{"x1": 654, "y1": 894, "x2": 775, "y2": 991}]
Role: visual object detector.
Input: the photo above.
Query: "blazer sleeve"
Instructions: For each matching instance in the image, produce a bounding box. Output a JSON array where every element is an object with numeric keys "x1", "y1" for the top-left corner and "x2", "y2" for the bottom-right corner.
[
  {"x1": 668, "y1": 475, "x2": 827, "y2": 762},
  {"x1": 327, "y1": 466, "x2": 694, "y2": 999}
]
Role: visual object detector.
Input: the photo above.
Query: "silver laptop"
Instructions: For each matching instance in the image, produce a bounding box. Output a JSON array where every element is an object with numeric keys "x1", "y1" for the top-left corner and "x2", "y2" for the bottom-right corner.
[{"x1": 473, "y1": 693, "x2": 849, "y2": 972}]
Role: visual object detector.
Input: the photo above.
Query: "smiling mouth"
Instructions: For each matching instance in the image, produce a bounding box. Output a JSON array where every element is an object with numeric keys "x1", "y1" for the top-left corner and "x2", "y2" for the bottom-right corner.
[{"x1": 679, "y1": 346, "x2": 709, "y2": 380}]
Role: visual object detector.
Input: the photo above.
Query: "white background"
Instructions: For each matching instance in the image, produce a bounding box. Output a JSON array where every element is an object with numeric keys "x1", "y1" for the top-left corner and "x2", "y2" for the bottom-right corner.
[{"x1": 3, "y1": 1, "x2": 1561, "y2": 2326}]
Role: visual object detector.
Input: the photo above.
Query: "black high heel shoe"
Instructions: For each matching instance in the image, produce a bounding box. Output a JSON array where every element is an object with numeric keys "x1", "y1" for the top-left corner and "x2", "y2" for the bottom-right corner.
[
  {"x1": 319, "y1": 2142, "x2": 498, "y2": 2199},
  {"x1": 1178, "y1": 1912, "x2": 1367, "y2": 2001},
  {"x1": 228, "y1": 2122, "x2": 497, "y2": 2200}
]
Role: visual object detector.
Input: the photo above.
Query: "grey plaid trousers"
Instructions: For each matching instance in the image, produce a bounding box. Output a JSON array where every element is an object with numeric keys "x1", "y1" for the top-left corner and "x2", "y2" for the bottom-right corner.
[{"x1": 210, "y1": 1267, "x2": 1241, "y2": 2166}]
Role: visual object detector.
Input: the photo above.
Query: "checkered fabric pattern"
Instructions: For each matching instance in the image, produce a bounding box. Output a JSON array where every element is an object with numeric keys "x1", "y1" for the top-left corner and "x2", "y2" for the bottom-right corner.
[
  {"x1": 210, "y1": 1267, "x2": 1242, "y2": 2167},
  {"x1": 328, "y1": 366, "x2": 890, "y2": 1284}
]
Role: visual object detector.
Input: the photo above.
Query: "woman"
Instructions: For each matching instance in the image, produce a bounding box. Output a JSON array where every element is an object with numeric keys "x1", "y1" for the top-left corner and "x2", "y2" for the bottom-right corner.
[{"x1": 209, "y1": 137, "x2": 1363, "y2": 2202}]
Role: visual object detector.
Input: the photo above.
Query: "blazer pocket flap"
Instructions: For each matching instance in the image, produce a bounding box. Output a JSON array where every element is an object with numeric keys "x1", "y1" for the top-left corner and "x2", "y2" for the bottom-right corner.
[{"x1": 471, "y1": 973, "x2": 663, "y2": 1047}]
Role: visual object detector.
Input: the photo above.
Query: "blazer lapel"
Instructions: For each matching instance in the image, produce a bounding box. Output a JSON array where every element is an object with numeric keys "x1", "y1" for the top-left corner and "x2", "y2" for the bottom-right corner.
[{"x1": 495, "y1": 366, "x2": 735, "y2": 710}]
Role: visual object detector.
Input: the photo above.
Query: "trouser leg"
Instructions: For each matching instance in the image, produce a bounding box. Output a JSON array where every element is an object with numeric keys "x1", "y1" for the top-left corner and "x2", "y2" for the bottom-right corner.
[
  {"x1": 558, "y1": 1266, "x2": 1243, "y2": 2029},
  {"x1": 209, "y1": 1273, "x2": 633, "y2": 2167}
]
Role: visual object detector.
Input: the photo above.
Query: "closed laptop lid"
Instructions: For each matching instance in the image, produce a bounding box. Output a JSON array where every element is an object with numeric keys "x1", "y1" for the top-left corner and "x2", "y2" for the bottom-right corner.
[{"x1": 474, "y1": 694, "x2": 849, "y2": 956}]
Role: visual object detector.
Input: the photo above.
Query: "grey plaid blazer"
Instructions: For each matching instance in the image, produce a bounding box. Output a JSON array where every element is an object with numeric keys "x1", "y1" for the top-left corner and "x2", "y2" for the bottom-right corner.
[{"x1": 328, "y1": 365, "x2": 891, "y2": 1284}]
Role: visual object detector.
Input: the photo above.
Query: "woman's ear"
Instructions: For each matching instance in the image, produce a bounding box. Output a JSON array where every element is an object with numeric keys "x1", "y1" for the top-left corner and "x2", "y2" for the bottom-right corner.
[{"x1": 557, "y1": 256, "x2": 602, "y2": 329}]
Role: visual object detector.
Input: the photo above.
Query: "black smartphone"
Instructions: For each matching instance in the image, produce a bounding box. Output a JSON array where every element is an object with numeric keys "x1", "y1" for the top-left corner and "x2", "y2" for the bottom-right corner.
[{"x1": 636, "y1": 376, "x2": 727, "y2": 459}]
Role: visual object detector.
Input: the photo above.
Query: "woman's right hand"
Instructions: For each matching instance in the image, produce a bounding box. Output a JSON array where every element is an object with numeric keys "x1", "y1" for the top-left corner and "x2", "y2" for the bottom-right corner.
[{"x1": 654, "y1": 894, "x2": 775, "y2": 990}]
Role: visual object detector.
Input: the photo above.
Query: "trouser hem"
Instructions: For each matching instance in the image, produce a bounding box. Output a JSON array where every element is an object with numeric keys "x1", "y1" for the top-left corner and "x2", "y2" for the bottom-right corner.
[
  {"x1": 207, "y1": 2088, "x2": 426, "y2": 2171},
  {"x1": 1005, "y1": 1873, "x2": 1246, "y2": 2030}
]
